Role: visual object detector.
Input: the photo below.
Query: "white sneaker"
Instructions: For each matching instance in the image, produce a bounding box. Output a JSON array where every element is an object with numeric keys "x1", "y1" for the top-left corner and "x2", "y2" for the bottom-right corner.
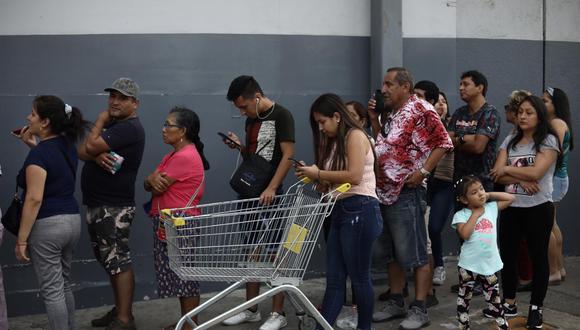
[
  {"x1": 222, "y1": 309, "x2": 262, "y2": 325},
  {"x1": 259, "y1": 312, "x2": 287, "y2": 330},
  {"x1": 336, "y1": 305, "x2": 358, "y2": 330},
  {"x1": 432, "y1": 266, "x2": 446, "y2": 286}
]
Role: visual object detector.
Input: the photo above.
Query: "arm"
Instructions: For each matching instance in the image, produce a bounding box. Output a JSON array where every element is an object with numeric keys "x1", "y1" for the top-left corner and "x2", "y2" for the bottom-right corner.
[
  {"x1": 456, "y1": 207, "x2": 484, "y2": 241},
  {"x1": 15, "y1": 165, "x2": 46, "y2": 262},
  {"x1": 405, "y1": 147, "x2": 448, "y2": 187},
  {"x1": 486, "y1": 192, "x2": 515, "y2": 210},
  {"x1": 318, "y1": 130, "x2": 368, "y2": 185},
  {"x1": 551, "y1": 118, "x2": 567, "y2": 147},
  {"x1": 504, "y1": 149, "x2": 558, "y2": 181},
  {"x1": 259, "y1": 141, "x2": 294, "y2": 205},
  {"x1": 144, "y1": 170, "x2": 174, "y2": 196},
  {"x1": 367, "y1": 98, "x2": 381, "y2": 139},
  {"x1": 456, "y1": 134, "x2": 491, "y2": 154},
  {"x1": 84, "y1": 111, "x2": 112, "y2": 156}
]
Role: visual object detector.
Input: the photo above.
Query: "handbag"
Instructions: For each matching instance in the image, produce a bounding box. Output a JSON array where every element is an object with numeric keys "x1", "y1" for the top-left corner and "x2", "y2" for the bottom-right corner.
[
  {"x1": 1, "y1": 142, "x2": 76, "y2": 236},
  {"x1": 229, "y1": 140, "x2": 275, "y2": 198},
  {"x1": 1, "y1": 179, "x2": 23, "y2": 236}
]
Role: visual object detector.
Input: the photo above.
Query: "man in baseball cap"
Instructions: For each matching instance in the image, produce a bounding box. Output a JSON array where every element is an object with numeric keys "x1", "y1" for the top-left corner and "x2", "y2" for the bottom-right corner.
[{"x1": 78, "y1": 77, "x2": 145, "y2": 329}]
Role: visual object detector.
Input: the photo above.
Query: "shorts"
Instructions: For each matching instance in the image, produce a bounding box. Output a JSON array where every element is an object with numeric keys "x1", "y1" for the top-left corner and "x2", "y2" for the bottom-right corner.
[
  {"x1": 552, "y1": 176, "x2": 569, "y2": 203},
  {"x1": 238, "y1": 197, "x2": 284, "y2": 252},
  {"x1": 380, "y1": 187, "x2": 429, "y2": 269},
  {"x1": 87, "y1": 206, "x2": 135, "y2": 275},
  {"x1": 424, "y1": 206, "x2": 432, "y2": 255}
]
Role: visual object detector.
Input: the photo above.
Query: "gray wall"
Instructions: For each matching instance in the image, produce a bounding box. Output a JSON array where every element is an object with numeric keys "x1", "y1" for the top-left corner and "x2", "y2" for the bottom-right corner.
[{"x1": 0, "y1": 33, "x2": 370, "y2": 316}]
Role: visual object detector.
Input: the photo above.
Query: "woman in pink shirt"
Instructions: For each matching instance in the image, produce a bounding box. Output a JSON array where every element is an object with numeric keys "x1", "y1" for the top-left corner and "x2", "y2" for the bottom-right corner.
[{"x1": 144, "y1": 107, "x2": 210, "y2": 330}]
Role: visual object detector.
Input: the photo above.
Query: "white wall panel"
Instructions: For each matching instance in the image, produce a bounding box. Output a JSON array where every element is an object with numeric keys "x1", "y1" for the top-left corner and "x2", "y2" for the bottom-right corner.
[
  {"x1": 403, "y1": 0, "x2": 456, "y2": 38},
  {"x1": 547, "y1": 0, "x2": 580, "y2": 42},
  {"x1": 0, "y1": 0, "x2": 370, "y2": 36}
]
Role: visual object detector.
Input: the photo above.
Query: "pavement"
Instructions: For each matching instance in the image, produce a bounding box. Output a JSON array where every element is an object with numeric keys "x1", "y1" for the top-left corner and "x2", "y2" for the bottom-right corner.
[{"x1": 8, "y1": 256, "x2": 580, "y2": 329}]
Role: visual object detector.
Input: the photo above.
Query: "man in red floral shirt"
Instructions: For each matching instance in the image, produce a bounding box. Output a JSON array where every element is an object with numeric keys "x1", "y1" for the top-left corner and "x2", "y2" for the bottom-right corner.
[{"x1": 368, "y1": 67, "x2": 452, "y2": 329}]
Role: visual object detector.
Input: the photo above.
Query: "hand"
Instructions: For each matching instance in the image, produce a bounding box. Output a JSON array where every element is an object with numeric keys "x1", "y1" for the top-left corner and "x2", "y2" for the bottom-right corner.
[
  {"x1": 520, "y1": 180, "x2": 540, "y2": 195},
  {"x1": 223, "y1": 132, "x2": 241, "y2": 149},
  {"x1": 97, "y1": 110, "x2": 111, "y2": 124},
  {"x1": 367, "y1": 98, "x2": 379, "y2": 121},
  {"x1": 19, "y1": 126, "x2": 37, "y2": 147},
  {"x1": 260, "y1": 186, "x2": 277, "y2": 205},
  {"x1": 490, "y1": 166, "x2": 507, "y2": 182},
  {"x1": 148, "y1": 172, "x2": 171, "y2": 193},
  {"x1": 95, "y1": 152, "x2": 116, "y2": 173},
  {"x1": 472, "y1": 206, "x2": 485, "y2": 218},
  {"x1": 405, "y1": 170, "x2": 425, "y2": 188},
  {"x1": 294, "y1": 164, "x2": 319, "y2": 181},
  {"x1": 15, "y1": 242, "x2": 30, "y2": 263}
]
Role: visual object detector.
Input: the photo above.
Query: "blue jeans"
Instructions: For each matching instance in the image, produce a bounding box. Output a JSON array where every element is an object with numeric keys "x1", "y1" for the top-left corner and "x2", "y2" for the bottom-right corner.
[
  {"x1": 427, "y1": 179, "x2": 455, "y2": 267},
  {"x1": 317, "y1": 195, "x2": 382, "y2": 330}
]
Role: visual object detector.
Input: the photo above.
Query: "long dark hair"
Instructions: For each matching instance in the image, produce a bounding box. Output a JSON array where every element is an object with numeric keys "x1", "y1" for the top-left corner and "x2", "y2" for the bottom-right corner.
[
  {"x1": 507, "y1": 95, "x2": 560, "y2": 153},
  {"x1": 169, "y1": 107, "x2": 210, "y2": 170},
  {"x1": 310, "y1": 94, "x2": 365, "y2": 171},
  {"x1": 345, "y1": 100, "x2": 370, "y2": 129},
  {"x1": 548, "y1": 87, "x2": 574, "y2": 151},
  {"x1": 454, "y1": 175, "x2": 482, "y2": 201},
  {"x1": 438, "y1": 91, "x2": 451, "y2": 126},
  {"x1": 33, "y1": 95, "x2": 89, "y2": 143}
]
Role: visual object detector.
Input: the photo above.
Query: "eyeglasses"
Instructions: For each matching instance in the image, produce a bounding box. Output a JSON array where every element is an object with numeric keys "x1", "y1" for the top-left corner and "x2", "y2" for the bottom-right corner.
[{"x1": 162, "y1": 122, "x2": 182, "y2": 129}]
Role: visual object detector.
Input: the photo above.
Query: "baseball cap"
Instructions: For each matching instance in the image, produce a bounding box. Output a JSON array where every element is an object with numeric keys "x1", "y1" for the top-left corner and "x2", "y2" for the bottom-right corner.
[{"x1": 104, "y1": 77, "x2": 140, "y2": 100}]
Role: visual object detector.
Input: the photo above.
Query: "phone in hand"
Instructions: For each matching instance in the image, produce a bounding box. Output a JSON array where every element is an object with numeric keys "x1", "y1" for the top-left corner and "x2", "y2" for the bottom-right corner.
[
  {"x1": 288, "y1": 157, "x2": 303, "y2": 166},
  {"x1": 218, "y1": 132, "x2": 241, "y2": 149},
  {"x1": 374, "y1": 89, "x2": 384, "y2": 114},
  {"x1": 11, "y1": 127, "x2": 25, "y2": 137}
]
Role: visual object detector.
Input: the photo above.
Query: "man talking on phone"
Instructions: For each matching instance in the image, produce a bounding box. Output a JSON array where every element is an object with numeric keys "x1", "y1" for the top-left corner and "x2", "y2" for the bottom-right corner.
[{"x1": 221, "y1": 75, "x2": 295, "y2": 330}]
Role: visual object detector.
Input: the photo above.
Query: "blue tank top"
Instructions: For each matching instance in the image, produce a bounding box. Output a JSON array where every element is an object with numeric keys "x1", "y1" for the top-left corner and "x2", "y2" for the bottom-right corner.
[{"x1": 555, "y1": 130, "x2": 570, "y2": 178}]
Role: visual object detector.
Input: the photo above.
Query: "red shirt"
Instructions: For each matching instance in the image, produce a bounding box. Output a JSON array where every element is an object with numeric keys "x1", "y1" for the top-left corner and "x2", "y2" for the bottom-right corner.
[{"x1": 375, "y1": 95, "x2": 453, "y2": 205}]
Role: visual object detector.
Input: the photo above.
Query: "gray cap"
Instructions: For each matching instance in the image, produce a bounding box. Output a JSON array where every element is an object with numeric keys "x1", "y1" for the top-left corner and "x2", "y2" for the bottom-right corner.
[{"x1": 104, "y1": 77, "x2": 140, "y2": 99}]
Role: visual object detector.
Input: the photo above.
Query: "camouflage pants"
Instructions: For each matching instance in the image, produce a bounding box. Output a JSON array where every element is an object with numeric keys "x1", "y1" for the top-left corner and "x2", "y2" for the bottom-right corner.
[{"x1": 87, "y1": 206, "x2": 135, "y2": 275}]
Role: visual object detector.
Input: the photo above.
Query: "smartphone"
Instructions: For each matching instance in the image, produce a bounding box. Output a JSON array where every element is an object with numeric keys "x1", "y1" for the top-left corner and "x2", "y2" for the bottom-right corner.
[
  {"x1": 11, "y1": 127, "x2": 24, "y2": 137},
  {"x1": 288, "y1": 157, "x2": 303, "y2": 166},
  {"x1": 218, "y1": 132, "x2": 241, "y2": 148},
  {"x1": 374, "y1": 89, "x2": 385, "y2": 114}
]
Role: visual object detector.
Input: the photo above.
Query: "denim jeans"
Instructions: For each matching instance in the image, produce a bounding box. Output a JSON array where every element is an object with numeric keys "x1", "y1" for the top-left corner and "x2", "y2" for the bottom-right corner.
[
  {"x1": 317, "y1": 195, "x2": 382, "y2": 330},
  {"x1": 29, "y1": 214, "x2": 81, "y2": 330},
  {"x1": 0, "y1": 223, "x2": 8, "y2": 330},
  {"x1": 427, "y1": 179, "x2": 455, "y2": 267}
]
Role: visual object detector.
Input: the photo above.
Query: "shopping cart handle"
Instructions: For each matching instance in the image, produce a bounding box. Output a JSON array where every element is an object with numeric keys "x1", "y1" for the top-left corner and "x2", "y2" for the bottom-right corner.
[
  {"x1": 300, "y1": 176, "x2": 312, "y2": 184},
  {"x1": 336, "y1": 183, "x2": 351, "y2": 193},
  {"x1": 160, "y1": 209, "x2": 185, "y2": 227}
]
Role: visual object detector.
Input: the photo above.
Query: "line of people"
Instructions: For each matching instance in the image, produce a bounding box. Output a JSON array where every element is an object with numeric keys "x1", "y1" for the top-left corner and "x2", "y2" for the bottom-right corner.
[{"x1": 3, "y1": 68, "x2": 572, "y2": 330}]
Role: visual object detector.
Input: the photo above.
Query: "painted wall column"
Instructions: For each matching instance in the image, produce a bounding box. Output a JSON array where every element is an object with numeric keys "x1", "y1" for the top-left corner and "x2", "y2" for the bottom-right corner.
[{"x1": 370, "y1": 0, "x2": 402, "y2": 87}]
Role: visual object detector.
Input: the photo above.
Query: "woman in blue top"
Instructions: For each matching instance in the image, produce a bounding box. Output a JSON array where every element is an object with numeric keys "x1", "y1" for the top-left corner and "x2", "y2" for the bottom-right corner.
[
  {"x1": 543, "y1": 87, "x2": 574, "y2": 284},
  {"x1": 14, "y1": 96, "x2": 88, "y2": 330},
  {"x1": 452, "y1": 175, "x2": 514, "y2": 330}
]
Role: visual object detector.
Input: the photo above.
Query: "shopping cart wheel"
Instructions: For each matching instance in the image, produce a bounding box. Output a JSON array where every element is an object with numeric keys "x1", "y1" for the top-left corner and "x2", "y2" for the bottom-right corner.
[{"x1": 298, "y1": 315, "x2": 317, "y2": 330}]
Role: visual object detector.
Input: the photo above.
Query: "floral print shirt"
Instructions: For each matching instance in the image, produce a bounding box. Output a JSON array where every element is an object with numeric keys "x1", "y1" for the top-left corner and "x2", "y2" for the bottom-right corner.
[{"x1": 375, "y1": 95, "x2": 453, "y2": 205}]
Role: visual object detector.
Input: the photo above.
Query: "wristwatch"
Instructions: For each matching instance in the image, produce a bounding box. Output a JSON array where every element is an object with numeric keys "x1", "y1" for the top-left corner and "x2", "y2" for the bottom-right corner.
[{"x1": 420, "y1": 167, "x2": 431, "y2": 178}]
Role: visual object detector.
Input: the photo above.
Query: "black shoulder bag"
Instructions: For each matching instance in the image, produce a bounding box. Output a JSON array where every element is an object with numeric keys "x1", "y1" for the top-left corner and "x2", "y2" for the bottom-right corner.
[{"x1": 229, "y1": 140, "x2": 275, "y2": 198}]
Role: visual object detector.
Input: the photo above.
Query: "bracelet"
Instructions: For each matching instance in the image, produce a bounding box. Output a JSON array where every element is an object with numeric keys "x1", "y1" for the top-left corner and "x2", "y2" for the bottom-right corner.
[
  {"x1": 317, "y1": 169, "x2": 321, "y2": 181},
  {"x1": 17, "y1": 241, "x2": 27, "y2": 246}
]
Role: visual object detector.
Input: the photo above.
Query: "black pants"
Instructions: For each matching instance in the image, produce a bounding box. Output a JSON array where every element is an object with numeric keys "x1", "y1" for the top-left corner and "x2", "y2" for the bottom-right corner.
[{"x1": 499, "y1": 202, "x2": 554, "y2": 306}]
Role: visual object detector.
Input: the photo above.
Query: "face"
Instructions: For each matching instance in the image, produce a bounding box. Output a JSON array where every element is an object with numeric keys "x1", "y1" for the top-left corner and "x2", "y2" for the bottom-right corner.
[
  {"x1": 517, "y1": 100, "x2": 539, "y2": 132},
  {"x1": 459, "y1": 76, "x2": 482, "y2": 102},
  {"x1": 346, "y1": 104, "x2": 364, "y2": 126},
  {"x1": 414, "y1": 88, "x2": 426, "y2": 101},
  {"x1": 233, "y1": 95, "x2": 259, "y2": 119},
  {"x1": 461, "y1": 181, "x2": 487, "y2": 208},
  {"x1": 382, "y1": 71, "x2": 410, "y2": 109},
  {"x1": 434, "y1": 94, "x2": 448, "y2": 118},
  {"x1": 162, "y1": 114, "x2": 185, "y2": 145},
  {"x1": 26, "y1": 107, "x2": 47, "y2": 136},
  {"x1": 108, "y1": 90, "x2": 138, "y2": 119},
  {"x1": 313, "y1": 111, "x2": 340, "y2": 138},
  {"x1": 542, "y1": 92, "x2": 555, "y2": 116}
]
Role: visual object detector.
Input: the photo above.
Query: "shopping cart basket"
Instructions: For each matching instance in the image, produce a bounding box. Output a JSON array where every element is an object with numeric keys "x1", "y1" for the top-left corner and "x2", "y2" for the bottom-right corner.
[{"x1": 160, "y1": 179, "x2": 350, "y2": 330}]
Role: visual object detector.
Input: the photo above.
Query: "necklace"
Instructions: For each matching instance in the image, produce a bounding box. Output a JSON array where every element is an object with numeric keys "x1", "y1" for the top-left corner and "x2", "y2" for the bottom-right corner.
[{"x1": 256, "y1": 102, "x2": 275, "y2": 120}]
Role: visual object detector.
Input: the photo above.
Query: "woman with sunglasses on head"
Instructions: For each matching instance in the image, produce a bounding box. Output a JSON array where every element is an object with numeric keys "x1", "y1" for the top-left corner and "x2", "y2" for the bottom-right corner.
[
  {"x1": 543, "y1": 87, "x2": 574, "y2": 285},
  {"x1": 144, "y1": 107, "x2": 210, "y2": 330},
  {"x1": 14, "y1": 96, "x2": 88, "y2": 329},
  {"x1": 295, "y1": 93, "x2": 382, "y2": 330},
  {"x1": 490, "y1": 95, "x2": 560, "y2": 328}
]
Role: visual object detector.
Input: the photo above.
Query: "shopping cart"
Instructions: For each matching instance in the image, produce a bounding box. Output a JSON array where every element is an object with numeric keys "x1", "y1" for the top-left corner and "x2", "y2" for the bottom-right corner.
[{"x1": 160, "y1": 179, "x2": 350, "y2": 330}]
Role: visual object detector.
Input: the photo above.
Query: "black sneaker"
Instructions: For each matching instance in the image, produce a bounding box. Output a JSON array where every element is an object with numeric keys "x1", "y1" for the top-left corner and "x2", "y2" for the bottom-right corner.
[
  {"x1": 526, "y1": 305, "x2": 543, "y2": 328},
  {"x1": 503, "y1": 301, "x2": 518, "y2": 317},
  {"x1": 426, "y1": 290, "x2": 439, "y2": 308},
  {"x1": 91, "y1": 307, "x2": 117, "y2": 327}
]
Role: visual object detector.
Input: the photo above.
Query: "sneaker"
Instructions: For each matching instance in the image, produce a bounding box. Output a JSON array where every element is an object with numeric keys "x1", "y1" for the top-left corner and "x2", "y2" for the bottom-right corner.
[
  {"x1": 336, "y1": 305, "x2": 357, "y2": 330},
  {"x1": 105, "y1": 317, "x2": 136, "y2": 330},
  {"x1": 399, "y1": 306, "x2": 430, "y2": 330},
  {"x1": 92, "y1": 307, "x2": 116, "y2": 327},
  {"x1": 426, "y1": 290, "x2": 439, "y2": 308},
  {"x1": 222, "y1": 309, "x2": 262, "y2": 326},
  {"x1": 526, "y1": 305, "x2": 543, "y2": 329},
  {"x1": 482, "y1": 305, "x2": 504, "y2": 319},
  {"x1": 259, "y1": 312, "x2": 287, "y2": 330},
  {"x1": 432, "y1": 266, "x2": 446, "y2": 286},
  {"x1": 372, "y1": 300, "x2": 407, "y2": 322},
  {"x1": 503, "y1": 301, "x2": 518, "y2": 317}
]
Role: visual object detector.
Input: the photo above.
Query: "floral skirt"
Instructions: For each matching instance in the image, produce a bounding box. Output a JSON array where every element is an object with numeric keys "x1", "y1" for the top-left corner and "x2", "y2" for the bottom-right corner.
[{"x1": 152, "y1": 215, "x2": 199, "y2": 298}]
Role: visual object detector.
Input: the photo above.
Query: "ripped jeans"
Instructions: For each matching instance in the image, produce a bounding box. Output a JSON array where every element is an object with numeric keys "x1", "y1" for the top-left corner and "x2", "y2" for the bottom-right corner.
[{"x1": 318, "y1": 195, "x2": 383, "y2": 330}]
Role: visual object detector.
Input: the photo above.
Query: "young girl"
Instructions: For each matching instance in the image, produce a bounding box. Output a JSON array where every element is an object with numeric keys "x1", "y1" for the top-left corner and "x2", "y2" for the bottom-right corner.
[{"x1": 452, "y1": 175, "x2": 515, "y2": 330}]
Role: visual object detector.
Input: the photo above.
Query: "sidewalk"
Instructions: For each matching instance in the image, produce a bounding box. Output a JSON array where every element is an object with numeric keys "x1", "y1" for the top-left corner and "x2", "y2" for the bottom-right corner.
[{"x1": 8, "y1": 256, "x2": 580, "y2": 329}]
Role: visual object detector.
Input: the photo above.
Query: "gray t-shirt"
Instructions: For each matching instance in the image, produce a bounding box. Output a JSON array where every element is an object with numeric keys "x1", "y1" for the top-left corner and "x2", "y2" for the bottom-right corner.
[{"x1": 499, "y1": 134, "x2": 559, "y2": 207}]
